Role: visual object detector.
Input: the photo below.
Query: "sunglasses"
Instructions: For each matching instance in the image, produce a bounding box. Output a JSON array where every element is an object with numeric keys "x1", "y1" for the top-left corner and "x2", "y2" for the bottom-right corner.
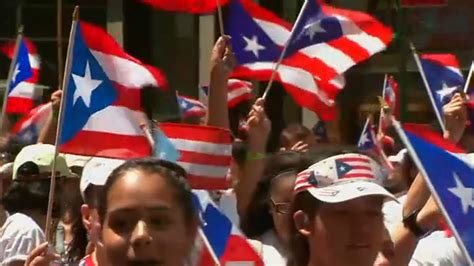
[{"x1": 270, "y1": 198, "x2": 291, "y2": 214}]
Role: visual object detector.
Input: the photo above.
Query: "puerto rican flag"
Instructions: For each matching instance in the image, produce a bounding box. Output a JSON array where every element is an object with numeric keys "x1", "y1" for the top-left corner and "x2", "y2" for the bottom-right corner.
[
  {"x1": 155, "y1": 123, "x2": 232, "y2": 189},
  {"x1": 59, "y1": 21, "x2": 167, "y2": 159},
  {"x1": 379, "y1": 75, "x2": 399, "y2": 133},
  {"x1": 192, "y1": 190, "x2": 264, "y2": 266},
  {"x1": 11, "y1": 102, "x2": 52, "y2": 144},
  {"x1": 226, "y1": 0, "x2": 347, "y2": 121},
  {"x1": 200, "y1": 79, "x2": 254, "y2": 108},
  {"x1": 357, "y1": 116, "x2": 393, "y2": 170},
  {"x1": 394, "y1": 123, "x2": 474, "y2": 263},
  {"x1": 418, "y1": 54, "x2": 464, "y2": 132},
  {"x1": 140, "y1": 0, "x2": 230, "y2": 14},
  {"x1": 285, "y1": 0, "x2": 393, "y2": 79},
  {"x1": 0, "y1": 38, "x2": 40, "y2": 114},
  {"x1": 177, "y1": 94, "x2": 207, "y2": 119}
]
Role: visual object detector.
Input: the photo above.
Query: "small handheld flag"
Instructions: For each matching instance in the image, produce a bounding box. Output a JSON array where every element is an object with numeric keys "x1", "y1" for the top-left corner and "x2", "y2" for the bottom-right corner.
[
  {"x1": 177, "y1": 94, "x2": 207, "y2": 119},
  {"x1": 156, "y1": 123, "x2": 232, "y2": 190},
  {"x1": 11, "y1": 102, "x2": 52, "y2": 144}
]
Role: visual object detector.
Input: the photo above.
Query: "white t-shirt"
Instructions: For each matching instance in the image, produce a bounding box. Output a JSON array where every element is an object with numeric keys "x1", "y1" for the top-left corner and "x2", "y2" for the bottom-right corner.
[
  {"x1": 218, "y1": 189, "x2": 240, "y2": 227},
  {"x1": 0, "y1": 213, "x2": 45, "y2": 264},
  {"x1": 382, "y1": 196, "x2": 468, "y2": 266},
  {"x1": 249, "y1": 230, "x2": 287, "y2": 266}
]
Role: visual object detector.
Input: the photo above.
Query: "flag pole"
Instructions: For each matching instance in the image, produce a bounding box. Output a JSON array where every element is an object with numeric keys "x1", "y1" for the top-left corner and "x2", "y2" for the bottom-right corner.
[
  {"x1": 392, "y1": 118, "x2": 474, "y2": 264},
  {"x1": 57, "y1": 0, "x2": 64, "y2": 89},
  {"x1": 463, "y1": 61, "x2": 474, "y2": 94},
  {"x1": 262, "y1": 0, "x2": 310, "y2": 100},
  {"x1": 198, "y1": 228, "x2": 221, "y2": 266},
  {"x1": 140, "y1": 122, "x2": 155, "y2": 153},
  {"x1": 215, "y1": 0, "x2": 225, "y2": 36},
  {"x1": 378, "y1": 74, "x2": 388, "y2": 136},
  {"x1": 0, "y1": 25, "x2": 24, "y2": 134},
  {"x1": 44, "y1": 6, "x2": 79, "y2": 241},
  {"x1": 409, "y1": 42, "x2": 446, "y2": 134}
]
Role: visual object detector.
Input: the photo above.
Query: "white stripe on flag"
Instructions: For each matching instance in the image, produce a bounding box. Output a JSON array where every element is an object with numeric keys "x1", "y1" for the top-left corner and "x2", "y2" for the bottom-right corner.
[
  {"x1": 300, "y1": 43, "x2": 356, "y2": 75},
  {"x1": 228, "y1": 87, "x2": 249, "y2": 101},
  {"x1": 29, "y1": 55, "x2": 40, "y2": 69},
  {"x1": 169, "y1": 138, "x2": 231, "y2": 156},
  {"x1": 243, "y1": 62, "x2": 333, "y2": 106},
  {"x1": 9, "y1": 82, "x2": 36, "y2": 98},
  {"x1": 180, "y1": 162, "x2": 229, "y2": 178},
  {"x1": 91, "y1": 50, "x2": 157, "y2": 88},
  {"x1": 334, "y1": 15, "x2": 386, "y2": 55},
  {"x1": 82, "y1": 106, "x2": 147, "y2": 136},
  {"x1": 255, "y1": 19, "x2": 290, "y2": 46}
]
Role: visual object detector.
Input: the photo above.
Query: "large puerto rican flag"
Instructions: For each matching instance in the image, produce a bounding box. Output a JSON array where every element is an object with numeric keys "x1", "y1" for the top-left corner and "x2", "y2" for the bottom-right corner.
[
  {"x1": 226, "y1": 0, "x2": 349, "y2": 120},
  {"x1": 155, "y1": 123, "x2": 232, "y2": 190},
  {"x1": 0, "y1": 38, "x2": 41, "y2": 114},
  {"x1": 59, "y1": 21, "x2": 167, "y2": 159}
]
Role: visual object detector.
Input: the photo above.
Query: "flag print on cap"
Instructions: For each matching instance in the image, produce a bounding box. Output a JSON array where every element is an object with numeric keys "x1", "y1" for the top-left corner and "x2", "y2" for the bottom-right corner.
[{"x1": 294, "y1": 153, "x2": 395, "y2": 203}]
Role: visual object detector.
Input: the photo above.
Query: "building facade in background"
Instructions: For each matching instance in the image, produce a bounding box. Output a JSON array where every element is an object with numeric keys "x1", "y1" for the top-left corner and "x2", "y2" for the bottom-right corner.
[{"x1": 0, "y1": 0, "x2": 473, "y2": 145}]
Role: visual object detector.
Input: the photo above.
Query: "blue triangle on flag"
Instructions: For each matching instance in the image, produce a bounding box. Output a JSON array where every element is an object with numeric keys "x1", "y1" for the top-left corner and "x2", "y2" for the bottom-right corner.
[
  {"x1": 153, "y1": 128, "x2": 181, "y2": 162},
  {"x1": 10, "y1": 40, "x2": 33, "y2": 91},
  {"x1": 335, "y1": 159, "x2": 353, "y2": 178},
  {"x1": 60, "y1": 22, "x2": 118, "y2": 144},
  {"x1": 285, "y1": 0, "x2": 343, "y2": 57},
  {"x1": 224, "y1": 0, "x2": 281, "y2": 65}
]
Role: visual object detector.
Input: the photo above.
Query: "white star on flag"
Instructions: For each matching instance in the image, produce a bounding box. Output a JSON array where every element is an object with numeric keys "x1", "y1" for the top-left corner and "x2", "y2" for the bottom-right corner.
[
  {"x1": 180, "y1": 101, "x2": 188, "y2": 109},
  {"x1": 242, "y1": 35, "x2": 266, "y2": 58},
  {"x1": 72, "y1": 61, "x2": 103, "y2": 108},
  {"x1": 448, "y1": 173, "x2": 474, "y2": 214},
  {"x1": 358, "y1": 132, "x2": 370, "y2": 146},
  {"x1": 12, "y1": 63, "x2": 20, "y2": 84},
  {"x1": 305, "y1": 20, "x2": 326, "y2": 41},
  {"x1": 436, "y1": 83, "x2": 458, "y2": 102}
]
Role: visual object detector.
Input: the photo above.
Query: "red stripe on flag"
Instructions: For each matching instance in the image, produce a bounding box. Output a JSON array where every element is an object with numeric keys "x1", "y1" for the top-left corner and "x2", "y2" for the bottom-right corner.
[
  {"x1": 59, "y1": 131, "x2": 151, "y2": 159},
  {"x1": 6, "y1": 97, "x2": 34, "y2": 114},
  {"x1": 160, "y1": 123, "x2": 232, "y2": 144},
  {"x1": 294, "y1": 184, "x2": 316, "y2": 193},
  {"x1": 188, "y1": 174, "x2": 230, "y2": 190},
  {"x1": 342, "y1": 174, "x2": 375, "y2": 179},
  {"x1": 338, "y1": 157, "x2": 371, "y2": 163},
  {"x1": 178, "y1": 151, "x2": 232, "y2": 167}
]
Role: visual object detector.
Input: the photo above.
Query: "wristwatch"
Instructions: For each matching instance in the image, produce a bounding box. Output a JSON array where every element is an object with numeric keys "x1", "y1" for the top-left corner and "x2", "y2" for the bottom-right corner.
[{"x1": 402, "y1": 209, "x2": 430, "y2": 239}]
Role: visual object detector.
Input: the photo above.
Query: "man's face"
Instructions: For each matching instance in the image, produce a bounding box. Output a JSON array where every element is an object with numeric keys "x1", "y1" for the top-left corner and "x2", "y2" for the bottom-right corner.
[{"x1": 307, "y1": 196, "x2": 385, "y2": 266}]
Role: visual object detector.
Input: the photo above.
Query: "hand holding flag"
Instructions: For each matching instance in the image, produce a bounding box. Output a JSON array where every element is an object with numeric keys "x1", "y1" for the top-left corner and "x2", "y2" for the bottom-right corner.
[{"x1": 442, "y1": 93, "x2": 468, "y2": 143}]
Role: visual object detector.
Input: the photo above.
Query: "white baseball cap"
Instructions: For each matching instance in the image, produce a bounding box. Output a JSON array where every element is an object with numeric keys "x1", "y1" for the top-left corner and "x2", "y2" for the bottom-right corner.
[
  {"x1": 80, "y1": 157, "x2": 124, "y2": 199},
  {"x1": 294, "y1": 153, "x2": 396, "y2": 203}
]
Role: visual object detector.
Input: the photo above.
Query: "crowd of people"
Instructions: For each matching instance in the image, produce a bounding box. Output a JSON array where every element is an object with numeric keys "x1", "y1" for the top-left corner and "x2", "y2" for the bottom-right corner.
[{"x1": 0, "y1": 36, "x2": 471, "y2": 266}]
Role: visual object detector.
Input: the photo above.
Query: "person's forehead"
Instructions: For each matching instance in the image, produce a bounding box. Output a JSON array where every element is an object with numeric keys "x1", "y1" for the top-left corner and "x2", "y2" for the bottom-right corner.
[{"x1": 322, "y1": 196, "x2": 384, "y2": 209}]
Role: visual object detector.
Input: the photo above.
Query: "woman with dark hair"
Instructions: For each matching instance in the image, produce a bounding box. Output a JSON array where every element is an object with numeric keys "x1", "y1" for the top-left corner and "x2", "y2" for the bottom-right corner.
[
  {"x1": 97, "y1": 158, "x2": 198, "y2": 265},
  {"x1": 240, "y1": 151, "x2": 313, "y2": 265}
]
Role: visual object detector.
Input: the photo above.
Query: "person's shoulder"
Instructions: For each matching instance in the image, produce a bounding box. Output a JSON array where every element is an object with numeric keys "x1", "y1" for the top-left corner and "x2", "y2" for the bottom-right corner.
[{"x1": 1, "y1": 213, "x2": 44, "y2": 238}]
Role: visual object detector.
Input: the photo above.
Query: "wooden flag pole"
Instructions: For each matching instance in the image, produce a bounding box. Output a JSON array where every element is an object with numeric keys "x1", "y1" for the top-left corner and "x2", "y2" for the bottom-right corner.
[
  {"x1": 57, "y1": 0, "x2": 64, "y2": 89},
  {"x1": 378, "y1": 74, "x2": 388, "y2": 136},
  {"x1": 409, "y1": 42, "x2": 446, "y2": 134},
  {"x1": 44, "y1": 6, "x2": 79, "y2": 241},
  {"x1": 261, "y1": 0, "x2": 310, "y2": 100},
  {"x1": 463, "y1": 61, "x2": 474, "y2": 94},
  {"x1": 0, "y1": 26, "x2": 24, "y2": 134},
  {"x1": 216, "y1": 0, "x2": 225, "y2": 36},
  {"x1": 198, "y1": 228, "x2": 221, "y2": 266}
]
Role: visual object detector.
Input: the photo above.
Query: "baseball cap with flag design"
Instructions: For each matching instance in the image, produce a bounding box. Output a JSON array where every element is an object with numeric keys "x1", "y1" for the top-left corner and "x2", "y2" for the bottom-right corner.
[{"x1": 294, "y1": 153, "x2": 396, "y2": 203}]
